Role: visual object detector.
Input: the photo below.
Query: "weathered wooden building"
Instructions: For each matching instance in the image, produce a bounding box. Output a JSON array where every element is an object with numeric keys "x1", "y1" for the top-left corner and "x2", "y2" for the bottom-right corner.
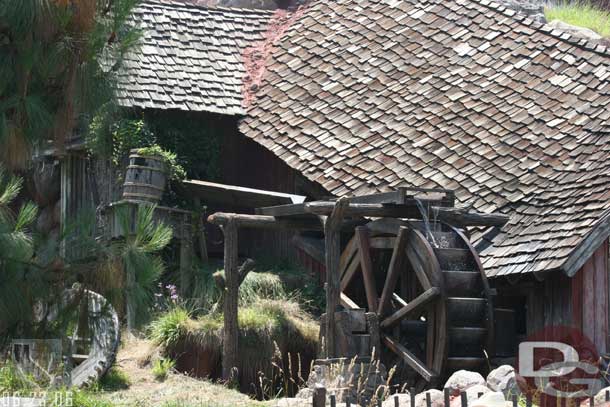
[{"x1": 238, "y1": 0, "x2": 610, "y2": 356}]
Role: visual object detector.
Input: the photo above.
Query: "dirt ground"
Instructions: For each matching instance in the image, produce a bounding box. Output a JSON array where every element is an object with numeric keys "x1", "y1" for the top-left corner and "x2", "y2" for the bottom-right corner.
[{"x1": 99, "y1": 336, "x2": 269, "y2": 407}]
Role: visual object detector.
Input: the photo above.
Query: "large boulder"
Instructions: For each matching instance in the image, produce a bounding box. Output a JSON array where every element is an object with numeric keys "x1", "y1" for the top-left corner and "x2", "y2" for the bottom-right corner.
[
  {"x1": 444, "y1": 370, "x2": 486, "y2": 396},
  {"x1": 548, "y1": 20, "x2": 602, "y2": 40},
  {"x1": 487, "y1": 365, "x2": 520, "y2": 399}
]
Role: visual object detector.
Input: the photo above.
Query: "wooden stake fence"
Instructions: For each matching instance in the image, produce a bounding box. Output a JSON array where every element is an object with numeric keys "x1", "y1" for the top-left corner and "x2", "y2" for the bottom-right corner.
[{"x1": 311, "y1": 387, "x2": 610, "y2": 407}]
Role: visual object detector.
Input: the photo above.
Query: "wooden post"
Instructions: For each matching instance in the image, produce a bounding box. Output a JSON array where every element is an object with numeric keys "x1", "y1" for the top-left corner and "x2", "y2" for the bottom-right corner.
[
  {"x1": 312, "y1": 384, "x2": 327, "y2": 407},
  {"x1": 180, "y1": 215, "x2": 193, "y2": 297},
  {"x1": 324, "y1": 198, "x2": 348, "y2": 358},
  {"x1": 222, "y1": 217, "x2": 239, "y2": 383}
]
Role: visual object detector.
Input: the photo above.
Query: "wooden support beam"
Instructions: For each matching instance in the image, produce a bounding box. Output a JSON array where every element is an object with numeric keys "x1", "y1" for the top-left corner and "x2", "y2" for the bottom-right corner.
[
  {"x1": 378, "y1": 226, "x2": 408, "y2": 316},
  {"x1": 324, "y1": 198, "x2": 349, "y2": 358},
  {"x1": 382, "y1": 335, "x2": 437, "y2": 382},
  {"x1": 222, "y1": 217, "x2": 239, "y2": 383},
  {"x1": 302, "y1": 202, "x2": 509, "y2": 227},
  {"x1": 380, "y1": 287, "x2": 440, "y2": 329},
  {"x1": 356, "y1": 226, "x2": 379, "y2": 312}
]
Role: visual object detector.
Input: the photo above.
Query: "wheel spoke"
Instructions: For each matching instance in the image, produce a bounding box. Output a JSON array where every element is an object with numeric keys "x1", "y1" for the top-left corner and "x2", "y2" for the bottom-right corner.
[
  {"x1": 382, "y1": 335, "x2": 438, "y2": 382},
  {"x1": 339, "y1": 237, "x2": 357, "y2": 278},
  {"x1": 377, "y1": 226, "x2": 408, "y2": 315},
  {"x1": 380, "y1": 287, "x2": 440, "y2": 329},
  {"x1": 356, "y1": 226, "x2": 378, "y2": 311}
]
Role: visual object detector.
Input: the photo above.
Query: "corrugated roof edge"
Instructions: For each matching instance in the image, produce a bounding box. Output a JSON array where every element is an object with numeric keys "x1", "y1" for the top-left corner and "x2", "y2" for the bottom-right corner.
[
  {"x1": 477, "y1": 0, "x2": 610, "y2": 57},
  {"x1": 140, "y1": 0, "x2": 277, "y2": 15}
]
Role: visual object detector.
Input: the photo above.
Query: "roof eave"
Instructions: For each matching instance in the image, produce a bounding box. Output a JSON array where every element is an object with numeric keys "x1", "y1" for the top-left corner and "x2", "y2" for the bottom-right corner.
[{"x1": 560, "y1": 209, "x2": 610, "y2": 277}]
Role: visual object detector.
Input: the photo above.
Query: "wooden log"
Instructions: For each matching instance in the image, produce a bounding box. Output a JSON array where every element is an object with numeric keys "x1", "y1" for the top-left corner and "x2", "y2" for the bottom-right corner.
[
  {"x1": 222, "y1": 218, "x2": 239, "y2": 383},
  {"x1": 324, "y1": 198, "x2": 349, "y2": 358},
  {"x1": 356, "y1": 226, "x2": 379, "y2": 311},
  {"x1": 378, "y1": 226, "x2": 408, "y2": 316},
  {"x1": 208, "y1": 212, "x2": 324, "y2": 230},
  {"x1": 380, "y1": 287, "x2": 440, "y2": 329},
  {"x1": 207, "y1": 212, "x2": 363, "y2": 231}
]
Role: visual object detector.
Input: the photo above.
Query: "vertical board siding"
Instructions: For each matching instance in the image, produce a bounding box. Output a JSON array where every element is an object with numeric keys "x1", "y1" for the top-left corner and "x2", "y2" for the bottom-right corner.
[{"x1": 574, "y1": 239, "x2": 609, "y2": 354}]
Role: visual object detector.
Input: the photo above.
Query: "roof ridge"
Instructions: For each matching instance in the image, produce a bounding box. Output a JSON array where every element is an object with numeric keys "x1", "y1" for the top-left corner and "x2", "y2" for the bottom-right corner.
[
  {"x1": 471, "y1": 0, "x2": 610, "y2": 59},
  {"x1": 140, "y1": 0, "x2": 277, "y2": 15}
]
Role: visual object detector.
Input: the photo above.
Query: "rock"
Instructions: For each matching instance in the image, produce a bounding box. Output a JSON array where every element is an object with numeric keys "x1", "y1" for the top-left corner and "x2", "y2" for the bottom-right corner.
[
  {"x1": 413, "y1": 389, "x2": 444, "y2": 407},
  {"x1": 303, "y1": 360, "x2": 387, "y2": 405},
  {"x1": 471, "y1": 391, "x2": 509, "y2": 407},
  {"x1": 450, "y1": 384, "x2": 491, "y2": 407},
  {"x1": 274, "y1": 397, "x2": 360, "y2": 407},
  {"x1": 295, "y1": 388, "x2": 314, "y2": 400},
  {"x1": 444, "y1": 370, "x2": 486, "y2": 396},
  {"x1": 382, "y1": 392, "x2": 410, "y2": 407},
  {"x1": 548, "y1": 20, "x2": 602, "y2": 40},
  {"x1": 497, "y1": 0, "x2": 546, "y2": 23},
  {"x1": 487, "y1": 365, "x2": 520, "y2": 399}
]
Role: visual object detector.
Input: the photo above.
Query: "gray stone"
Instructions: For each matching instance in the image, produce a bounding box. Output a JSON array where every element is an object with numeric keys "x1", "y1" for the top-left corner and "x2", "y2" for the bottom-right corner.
[
  {"x1": 449, "y1": 384, "x2": 491, "y2": 407},
  {"x1": 487, "y1": 365, "x2": 520, "y2": 399},
  {"x1": 548, "y1": 20, "x2": 602, "y2": 40},
  {"x1": 444, "y1": 370, "x2": 486, "y2": 396}
]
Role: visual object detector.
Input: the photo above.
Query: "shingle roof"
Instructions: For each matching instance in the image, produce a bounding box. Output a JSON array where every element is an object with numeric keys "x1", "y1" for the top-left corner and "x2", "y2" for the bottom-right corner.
[
  {"x1": 240, "y1": 0, "x2": 610, "y2": 277},
  {"x1": 116, "y1": 0, "x2": 273, "y2": 115}
]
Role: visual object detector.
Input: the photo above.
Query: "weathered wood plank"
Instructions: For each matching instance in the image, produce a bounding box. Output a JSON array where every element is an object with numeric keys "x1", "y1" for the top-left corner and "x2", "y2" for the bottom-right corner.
[
  {"x1": 378, "y1": 226, "x2": 408, "y2": 316},
  {"x1": 340, "y1": 292, "x2": 360, "y2": 309},
  {"x1": 292, "y1": 235, "x2": 325, "y2": 263},
  {"x1": 356, "y1": 227, "x2": 379, "y2": 312},
  {"x1": 380, "y1": 287, "x2": 440, "y2": 329}
]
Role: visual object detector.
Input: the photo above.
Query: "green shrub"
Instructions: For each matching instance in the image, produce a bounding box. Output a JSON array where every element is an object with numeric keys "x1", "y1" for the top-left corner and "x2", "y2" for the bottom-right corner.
[
  {"x1": 0, "y1": 362, "x2": 35, "y2": 393},
  {"x1": 137, "y1": 145, "x2": 187, "y2": 181},
  {"x1": 152, "y1": 358, "x2": 175, "y2": 382},
  {"x1": 97, "y1": 367, "x2": 130, "y2": 391},
  {"x1": 545, "y1": 3, "x2": 610, "y2": 36},
  {"x1": 149, "y1": 307, "x2": 192, "y2": 348}
]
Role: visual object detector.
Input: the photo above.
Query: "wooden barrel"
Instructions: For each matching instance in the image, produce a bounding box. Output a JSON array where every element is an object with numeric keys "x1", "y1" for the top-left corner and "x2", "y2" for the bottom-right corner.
[{"x1": 123, "y1": 150, "x2": 167, "y2": 203}]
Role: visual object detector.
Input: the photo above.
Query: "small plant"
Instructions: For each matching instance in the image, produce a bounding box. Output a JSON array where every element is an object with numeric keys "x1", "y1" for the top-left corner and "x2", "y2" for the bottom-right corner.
[
  {"x1": 137, "y1": 145, "x2": 187, "y2": 182},
  {"x1": 152, "y1": 358, "x2": 175, "y2": 382}
]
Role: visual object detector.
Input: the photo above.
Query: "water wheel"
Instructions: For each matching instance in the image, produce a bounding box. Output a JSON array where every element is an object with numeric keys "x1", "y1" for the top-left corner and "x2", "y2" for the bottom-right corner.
[{"x1": 339, "y1": 218, "x2": 494, "y2": 389}]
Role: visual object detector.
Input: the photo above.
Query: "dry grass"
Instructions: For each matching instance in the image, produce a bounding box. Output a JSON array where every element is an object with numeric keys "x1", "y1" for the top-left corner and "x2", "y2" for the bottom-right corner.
[{"x1": 98, "y1": 336, "x2": 270, "y2": 407}]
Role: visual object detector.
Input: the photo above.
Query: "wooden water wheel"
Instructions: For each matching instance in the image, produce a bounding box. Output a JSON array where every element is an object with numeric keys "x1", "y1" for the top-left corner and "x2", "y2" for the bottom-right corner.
[{"x1": 339, "y1": 218, "x2": 494, "y2": 388}]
